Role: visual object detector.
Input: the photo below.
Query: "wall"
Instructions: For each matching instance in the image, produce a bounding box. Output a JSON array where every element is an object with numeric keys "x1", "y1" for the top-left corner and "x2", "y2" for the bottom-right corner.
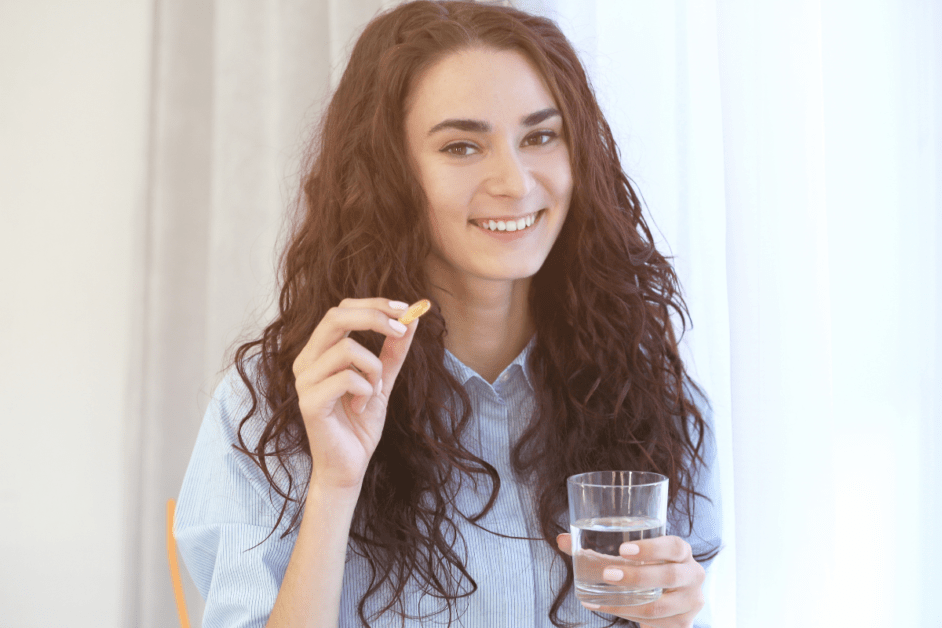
[{"x1": 0, "y1": 1, "x2": 151, "y2": 625}]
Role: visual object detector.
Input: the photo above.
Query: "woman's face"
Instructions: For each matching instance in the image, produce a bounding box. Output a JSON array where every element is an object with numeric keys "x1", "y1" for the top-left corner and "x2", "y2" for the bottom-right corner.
[{"x1": 404, "y1": 47, "x2": 573, "y2": 286}]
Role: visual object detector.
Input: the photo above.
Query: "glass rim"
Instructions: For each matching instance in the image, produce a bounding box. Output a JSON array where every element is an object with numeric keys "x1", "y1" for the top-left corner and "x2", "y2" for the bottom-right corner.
[{"x1": 567, "y1": 470, "x2": 668, "y2": 488}]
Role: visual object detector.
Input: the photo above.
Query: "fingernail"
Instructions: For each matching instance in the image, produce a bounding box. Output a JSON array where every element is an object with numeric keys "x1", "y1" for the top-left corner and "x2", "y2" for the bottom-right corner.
[
  {"x1": 620, "y1": 543, "x2": 640, "y2": 556},
  {"x1": 389, "y1": 319, "x2": 408, "y2": 334},
  {"x1": 389, "y1": 300, "x2": 409, "y2": 310},
  {"x1": 602, "y1": 567, "x2": 623, "y2": 582},
  {"x1": 582, "y1": 602, "x2": 601, "y2": 610},
  {"x1": 375, "y1": 378, "x2": 383, "y2": 395}
]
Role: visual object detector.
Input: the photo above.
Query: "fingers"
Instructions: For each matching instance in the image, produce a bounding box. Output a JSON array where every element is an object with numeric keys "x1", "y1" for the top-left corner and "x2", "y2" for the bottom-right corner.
[
  {"x1": 340, "y1": 297, "x2": 411, "y2": 314},
  {"x1": 568, "y1": 536, "x2": 701, "y2": 590},
  {"x1": 374, "y1": 312, "x2": 419, "y2": 398},
  {"x1": 556, "y1": 534, "x2": 572, "y2": 555},
  {"x1": 563, "y1": 550, "x2": 701, "y2": 626},
  {"x1": 293, "y1": 298, "x2": 413, "y2": 377},
  {"x1": 298, "y1": 368, "x2": 378, "y2": 421},
  {"x1": 560, "y1": 534, "x2": 705, "y2": 626},
  {"x1": 291, "y1": 297, "x2": 427, "y2": 423},
  {"x1": 295, "y1": 337, "x2": 385, "y2": 415},
  {"x1": 558, "y1": 535, "x2": 694, "y2": 571},
  {"x1": 620, "y1": 535, "x2": 692, "y2": 564},
  {"x1": 585, "y1": 592, "x2": 704, "y2": 627},
  {"x1": 597, "y1": 557, "x2": 702, "y2": 591}
]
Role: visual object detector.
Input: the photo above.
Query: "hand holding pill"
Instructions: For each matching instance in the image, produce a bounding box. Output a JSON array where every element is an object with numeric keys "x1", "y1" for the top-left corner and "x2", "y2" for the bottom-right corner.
[{"x1": 291, "y1": 297, "x2": 430, "y2": 489}]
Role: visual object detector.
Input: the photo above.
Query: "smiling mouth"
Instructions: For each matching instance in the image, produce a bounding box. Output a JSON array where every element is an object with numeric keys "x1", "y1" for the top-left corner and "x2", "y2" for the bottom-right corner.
[{"x1": 469, "y1": 209, "x2": 545, "y2": 232}]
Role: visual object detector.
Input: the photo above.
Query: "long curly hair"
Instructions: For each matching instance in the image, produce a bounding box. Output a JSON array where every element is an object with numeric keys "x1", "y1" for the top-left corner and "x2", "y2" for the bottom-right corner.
[{"x1": 232, "y1": 1, "x2": 718, "y2": 626}]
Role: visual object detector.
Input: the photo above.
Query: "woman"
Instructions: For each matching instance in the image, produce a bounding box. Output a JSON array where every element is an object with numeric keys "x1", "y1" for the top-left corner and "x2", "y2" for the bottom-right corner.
[{"x1": 176, "y1": 2, "x2": 722, "y2": 627}]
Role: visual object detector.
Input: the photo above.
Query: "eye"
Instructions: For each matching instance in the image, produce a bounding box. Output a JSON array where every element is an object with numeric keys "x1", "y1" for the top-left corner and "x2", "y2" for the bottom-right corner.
[
  {"x1": 523, "y1": 130, "x2": 558, "y2": 147},
  {"x1": 440, "y1": 142, "x2": 479, "y2": 157}
]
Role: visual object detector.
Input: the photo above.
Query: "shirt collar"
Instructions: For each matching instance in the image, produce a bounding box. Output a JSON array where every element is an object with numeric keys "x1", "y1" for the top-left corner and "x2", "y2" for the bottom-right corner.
[{"x1": 443, "y1": 334, "x2": 536, "y2": 391}]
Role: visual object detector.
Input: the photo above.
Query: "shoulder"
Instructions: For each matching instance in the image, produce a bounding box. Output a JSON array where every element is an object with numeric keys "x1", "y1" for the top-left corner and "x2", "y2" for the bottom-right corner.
[
  {"x1": 669, "y1": 379, "x2": 723, "y2": 565},
  {"x1": 679, "y1": 378, "x2": 718, "y2": 476},
  {"x1": 683, "y1": 378, "x2": 712, "y2": 421},
  {"x1": 207, "y1": 358, "x2": 260, "y2": 439},
  {"x1": 184, "y1": 355, "x2": 310, "y2": 517},
  {"x1": 674, "y1": 378, "x2": 715, "y2": 450},
  {"x1": 209, "y1": 355, "x2": 299, "y2": 453},
  {"x1": 210, "y1": 355, "x2": 270, "y2": 453},
  {"x1": 193, "y1": 357, "x2": 269, "y2": 473},
  {"x1": 174, "y1": 355, "x2": 304, "y2": 611}
]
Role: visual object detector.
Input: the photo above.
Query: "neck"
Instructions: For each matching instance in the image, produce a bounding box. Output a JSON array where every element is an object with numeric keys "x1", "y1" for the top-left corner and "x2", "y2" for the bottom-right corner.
[{"x1": 427, "y1": 273, "x2": 535, "y2": 385}]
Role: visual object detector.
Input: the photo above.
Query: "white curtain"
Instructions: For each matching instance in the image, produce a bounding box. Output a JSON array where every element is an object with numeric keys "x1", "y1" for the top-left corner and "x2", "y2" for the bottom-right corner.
[
  {"x1": 133, "y1": 1, "x2": 941, "y2": 626},
  {"x1": 128, "y1": 0, "x2": 396, "y2": 623},
  {"x1": 523, "y1": 0, "x2": 941, "y2": 626}
]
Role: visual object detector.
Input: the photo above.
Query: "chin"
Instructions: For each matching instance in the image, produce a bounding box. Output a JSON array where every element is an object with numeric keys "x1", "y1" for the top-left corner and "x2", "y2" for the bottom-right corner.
[{"x1": 477, "y1": 263, "x2": 544, "y2": 282}]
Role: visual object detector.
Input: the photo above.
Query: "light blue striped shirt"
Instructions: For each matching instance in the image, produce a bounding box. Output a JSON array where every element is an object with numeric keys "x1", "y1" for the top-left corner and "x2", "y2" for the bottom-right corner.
[{"x1": 176, "y1": 338, "x2": 721, "y2": 627}]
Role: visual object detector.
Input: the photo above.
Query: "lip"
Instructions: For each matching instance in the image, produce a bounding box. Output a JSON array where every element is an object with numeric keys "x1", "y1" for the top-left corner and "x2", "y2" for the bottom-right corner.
[{"x1": 469, "y1": 210, "x2": 541, "y2": 224}]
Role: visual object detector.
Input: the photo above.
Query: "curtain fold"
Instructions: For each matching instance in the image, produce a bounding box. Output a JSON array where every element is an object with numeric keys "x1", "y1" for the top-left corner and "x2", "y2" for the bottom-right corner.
[
  {"x1": 135, "y1": 0, "x2": 940, "y2": 625},
  {"x1": 125, "y1": 0, "x2": 215, "y2": 623},
  {"x1": 130, "y1": 1, "x2": 386, "y2": 625},
  {"x1": 717, "y1": 0, "x2": 838, "y2": 622},
  {"x1": 526, "y1": 0, "x2": 939, "y2": 625}
]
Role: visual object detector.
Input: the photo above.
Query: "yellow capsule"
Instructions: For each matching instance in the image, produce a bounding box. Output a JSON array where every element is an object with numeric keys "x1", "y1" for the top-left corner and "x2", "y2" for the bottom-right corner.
[{"x1": 397, "y1": 299, "x2": 431, "y2": 325}]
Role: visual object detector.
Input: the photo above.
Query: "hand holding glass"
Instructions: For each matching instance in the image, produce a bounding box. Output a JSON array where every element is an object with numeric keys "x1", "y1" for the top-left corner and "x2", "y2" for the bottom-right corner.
[{"x1": 567, "y1": 471, "x2": 668, "y2": 608}]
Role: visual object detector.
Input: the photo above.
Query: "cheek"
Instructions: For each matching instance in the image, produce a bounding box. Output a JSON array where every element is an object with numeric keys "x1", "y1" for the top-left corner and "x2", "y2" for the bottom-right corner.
[
  {"x1": 552, "y1": 164, "x2": 574, "y2": 209},
  {"x1": 423, "y1": 170, "x2": 474, "y2": 220},
  {"x1": 559, "y1": 171, "x2": 574, "y2": 200},
  {"x1": 545, "y1": 149, "x2": 574, "y2": 200},
  {"x1": 423, "y1": 187, "x2": 452, "y2": 232},
  {"x1": 422, "y1": 181, "x2": 466, "y2": 249}
]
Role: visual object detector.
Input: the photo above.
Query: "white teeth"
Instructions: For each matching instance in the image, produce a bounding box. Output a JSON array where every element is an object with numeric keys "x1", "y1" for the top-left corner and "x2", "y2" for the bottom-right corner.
[{"x1": 475, "y1": 210, "x2": 541, "y2": 232}]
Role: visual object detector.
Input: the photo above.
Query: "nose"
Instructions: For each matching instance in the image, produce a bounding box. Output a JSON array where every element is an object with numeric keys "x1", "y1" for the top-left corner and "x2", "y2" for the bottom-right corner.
[{"x1": 484, "y1": 143, "x2": 534, "y2": 199}]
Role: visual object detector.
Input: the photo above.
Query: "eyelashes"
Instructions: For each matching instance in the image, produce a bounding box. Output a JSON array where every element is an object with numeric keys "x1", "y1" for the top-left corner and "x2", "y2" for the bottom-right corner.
[
  {"x1": 441, "y1": 142, "x2": 478, "y2": 156},
  {"x1": 439, "y1": 130, "x2": 559, "y2": 157},
  {"x1": 523, "y1": 130, "x2": 558, "y2": 146}
]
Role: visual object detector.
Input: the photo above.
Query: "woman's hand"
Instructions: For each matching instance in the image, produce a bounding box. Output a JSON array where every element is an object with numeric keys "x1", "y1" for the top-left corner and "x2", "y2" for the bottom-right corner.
[
  {"x1": 292, "y1": 298, "x2": 419, "y2": 490},
  {"x1": 556, "y1": 533, "x2": 706, "y2": 628}
]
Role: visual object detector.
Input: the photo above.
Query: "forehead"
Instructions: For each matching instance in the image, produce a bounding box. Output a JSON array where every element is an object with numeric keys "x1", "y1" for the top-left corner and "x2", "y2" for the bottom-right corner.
[{"x1": 405, "y1": 47, "x2": 558, "y2": 126}]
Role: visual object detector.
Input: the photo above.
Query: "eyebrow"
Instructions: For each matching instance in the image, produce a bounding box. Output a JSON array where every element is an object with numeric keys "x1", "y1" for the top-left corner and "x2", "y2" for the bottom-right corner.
[{"x1": 427, "y1": 107, "x2": 561, "y2": 136}]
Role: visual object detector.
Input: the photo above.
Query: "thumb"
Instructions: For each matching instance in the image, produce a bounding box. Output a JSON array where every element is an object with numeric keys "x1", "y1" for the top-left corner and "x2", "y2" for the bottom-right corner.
[
  {"x1": 556, "y1": 533, "x2": 573, "y2": 556},
  {"x1": 376, "y1": 316, "x2": 420, "y2": 396}
]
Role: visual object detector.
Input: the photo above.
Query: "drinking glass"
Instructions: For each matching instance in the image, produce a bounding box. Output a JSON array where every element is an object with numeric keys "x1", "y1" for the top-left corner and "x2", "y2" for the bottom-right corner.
[{"x1": 567, "y1": 471, "x2": 668, "y2": 608}]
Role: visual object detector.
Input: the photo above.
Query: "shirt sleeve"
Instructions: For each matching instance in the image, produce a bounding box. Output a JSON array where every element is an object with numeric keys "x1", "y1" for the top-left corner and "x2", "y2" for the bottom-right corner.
[
  {"x1": 677, "y1": 387, "x2": 723, "y2": 567},
  {"x1": 174, "y1": 367, "x2": 303, "y2": 628},
  {"x1": 667, "y1": 386, "x2": 723, "y2": 628},
  {"x1": 668, "y1": 383, "x2": 723, "y2": 628}
]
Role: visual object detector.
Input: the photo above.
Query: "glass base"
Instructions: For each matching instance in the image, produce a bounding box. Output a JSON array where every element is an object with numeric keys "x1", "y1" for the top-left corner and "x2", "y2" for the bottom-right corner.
[{"x1": 576, "y1": 581, "x2": 662, "y2": 608}]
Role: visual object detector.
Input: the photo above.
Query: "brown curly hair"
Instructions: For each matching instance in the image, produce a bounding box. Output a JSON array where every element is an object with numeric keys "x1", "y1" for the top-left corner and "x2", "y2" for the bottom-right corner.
[{"x1": 232, "y1": 2, "x2": 719, "y2": 626}]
